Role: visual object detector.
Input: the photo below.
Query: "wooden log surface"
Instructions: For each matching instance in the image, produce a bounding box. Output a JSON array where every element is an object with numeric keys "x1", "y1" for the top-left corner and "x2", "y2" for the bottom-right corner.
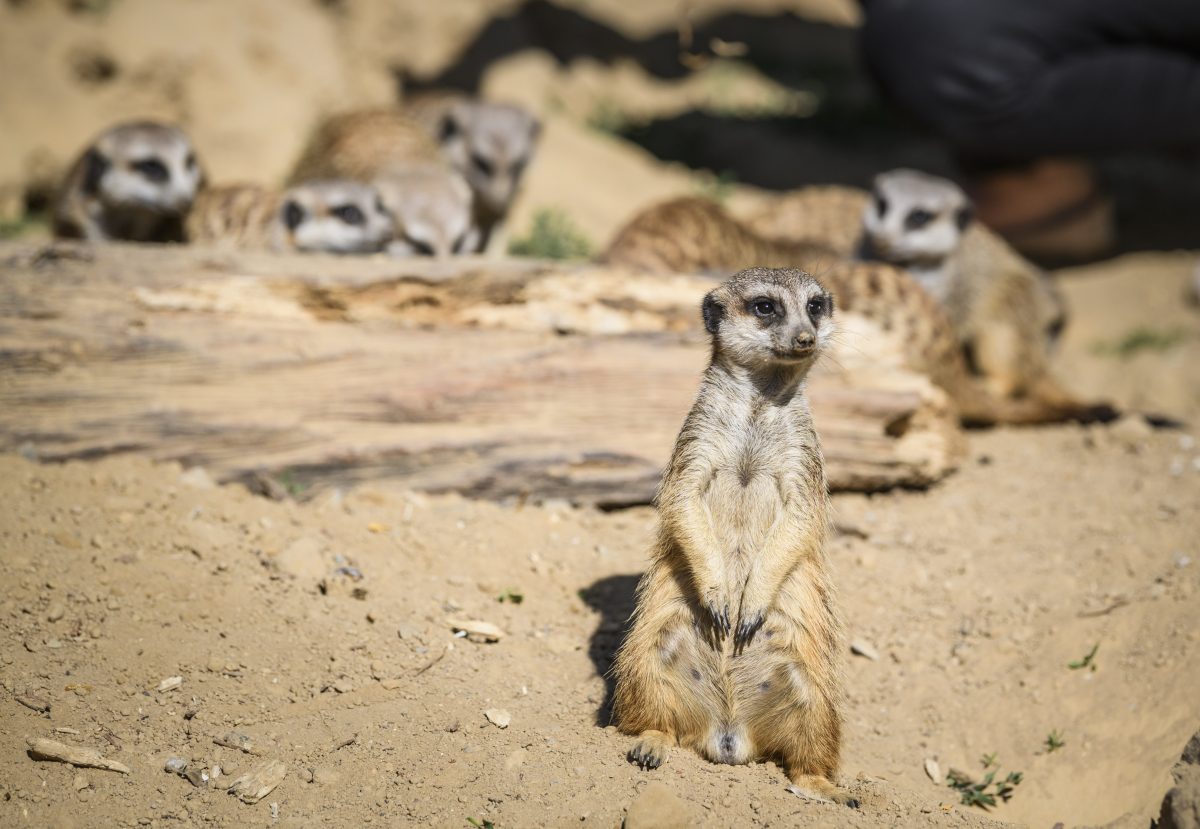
[{"x1": 0, "y1": 241, "x2": 964, "y2": 506}]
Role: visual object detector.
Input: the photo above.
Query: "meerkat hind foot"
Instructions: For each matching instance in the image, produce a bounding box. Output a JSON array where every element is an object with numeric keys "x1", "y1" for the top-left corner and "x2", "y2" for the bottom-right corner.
[
  {"x1": 627, "y1": 731, "x2": 672, "y2": 770},
  {"x1": 786, "y1": 775, "x2": 860, "y2": 809}
]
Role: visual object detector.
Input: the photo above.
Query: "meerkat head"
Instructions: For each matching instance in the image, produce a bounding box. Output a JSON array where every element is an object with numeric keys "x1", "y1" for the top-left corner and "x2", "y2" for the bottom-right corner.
[
  {"x1": 373, "y1": 163, "x2": 479, "y2": 257},
  {"x1": 436, "y1": 100, "x2": 540, "y2": 217},
  {"x1": 274, "y1": 180, "x2": 394, "y2": 254},
  {"x1": 862, "y1": 169, "x2": 972, "y2": 266},
  {"x1": 701, "y1": 267, "x2": 834, "y2": 374},
  {"x1": 82, "y1": 121, "x2": 203, "y2": 215}
]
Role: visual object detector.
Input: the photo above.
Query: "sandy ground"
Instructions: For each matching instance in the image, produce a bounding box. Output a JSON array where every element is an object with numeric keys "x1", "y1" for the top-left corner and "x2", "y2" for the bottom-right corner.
[
  {"x1": 1, "y1": 249, "x2": 1199, "y2": 828},
  {"x1": 3, "y1": 3, "x2": 1200, "y2": 827}
]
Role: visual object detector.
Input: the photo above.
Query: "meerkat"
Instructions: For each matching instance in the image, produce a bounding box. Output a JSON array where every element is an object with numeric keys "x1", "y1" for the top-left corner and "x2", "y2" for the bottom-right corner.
[
  {"x1": 404, "y1": 93, "x2": 541, "y2": 254},
  {"x1": 747, "y1": 172, "x2": 1070, "y2": 402},
  {"x1": 601, "y1": 197, "x2": 837, "y2": 275},
  {"x1": 54, "y1": 120, "x2": 204, "y2": 243},
  {"x1": 371, "y1": 162, "x2": 479, "y2": 258},
  {"x1": 602, "y1": 196, "x2": 1113, "y2": 425},
  {"x1": 186, "y1": 180, "x2": 393, "y2": 254},
  {"x1": 288, "y1": 109, "x2": 443, "y2": 186},
  {"x1": 613, "y1": 267, "x2": 856, "y2": 807}
]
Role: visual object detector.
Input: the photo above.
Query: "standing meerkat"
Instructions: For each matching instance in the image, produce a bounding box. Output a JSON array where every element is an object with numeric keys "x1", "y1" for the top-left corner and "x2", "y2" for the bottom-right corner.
[
  {"x1": 186, "y1": 180, "x2": 394, "y2": 255},
  {"x1": 54, "y1": 121, "x2": 204, "y2": 243},
  {"x1": 602, "y1": 196, "x2": 1114, "y2": 425},
  {"x1": 405, "y1": 94, "x2": 541, "y2": 254},
  {"x1": 613, "y1": 267, "x2": 856, "y2": 808}
]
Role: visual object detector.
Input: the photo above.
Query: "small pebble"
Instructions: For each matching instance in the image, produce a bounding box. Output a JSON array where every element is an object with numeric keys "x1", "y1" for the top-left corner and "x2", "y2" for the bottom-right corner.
[
  {"x1": 850, "y1": 639, "x2": 880, "y2": 661},
  {"x1": 484, "y1": 708, "x2": 511, "y2": 729}
]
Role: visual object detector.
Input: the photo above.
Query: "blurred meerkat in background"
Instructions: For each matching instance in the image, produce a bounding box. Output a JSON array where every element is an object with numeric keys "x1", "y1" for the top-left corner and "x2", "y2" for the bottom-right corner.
[
  {"x1": 54, "y1": 121, "x2": 204, "y2": 243},
  {"x1": 186, "y1": 179, "x2": 393, "y2": 255},
  {"x1": 372, "y1": 162, "x2": 478, "y2": 258},
  {"x1": 406, "y1": 94, "x2": 541, "y2": 255}
]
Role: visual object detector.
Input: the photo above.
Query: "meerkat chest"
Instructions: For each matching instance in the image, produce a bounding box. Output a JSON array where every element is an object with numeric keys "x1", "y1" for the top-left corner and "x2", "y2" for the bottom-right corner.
[{"x1": 699, "y1": 414, "x2": 810, "y2": 553}]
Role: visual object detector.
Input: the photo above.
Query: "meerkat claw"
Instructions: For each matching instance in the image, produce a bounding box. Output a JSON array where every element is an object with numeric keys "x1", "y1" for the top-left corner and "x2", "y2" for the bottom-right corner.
[{"x1": 705, "y1": 603, "x2": 731, "y2": 638}]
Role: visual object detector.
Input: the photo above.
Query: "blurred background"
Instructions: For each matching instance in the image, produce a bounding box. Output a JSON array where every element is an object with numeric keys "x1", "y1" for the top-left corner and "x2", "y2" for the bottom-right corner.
[{"x1": 4, "y1": 0, "x2": 1199, "y2": 258}]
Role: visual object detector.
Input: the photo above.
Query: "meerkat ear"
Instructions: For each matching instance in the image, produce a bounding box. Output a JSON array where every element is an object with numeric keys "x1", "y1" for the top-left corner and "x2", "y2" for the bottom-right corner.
[
  {"x1": 955, "y1": 205, "x2": 974, "y2": 231},
  {"x1": 81, "y1": 148, "x2": 109, "y2": 195},
  {"x1": 701, "y1": 292, "x2": 725, "y2": 335}
]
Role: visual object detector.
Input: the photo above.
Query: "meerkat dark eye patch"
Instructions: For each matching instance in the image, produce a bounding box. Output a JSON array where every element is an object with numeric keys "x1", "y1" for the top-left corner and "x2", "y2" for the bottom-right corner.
[
  {"x1": 82, "y1": 148, "x2": 109, "y2": 195},
  {"x1": 437, "y1": 113, "x2": 461, "y2": 144},
  {"x1": 470, "y1": 153, "x2": 494, "y2": 177},
  {"x1": 282, "y1": 201, "x2": 305, "y2": 231},
  {"x1": 955, "y1": 206, "x2": 974, "y2": 231},
  {"x1": 332, "y1": 204, "x2": 365, "y2": 226},
  {"x1": 749, "y1": 297, "x2": 778, "y2": 319},
  {"x1": 874, "y1": 193, "x2": 888, "y2": 218},
  {"x1": 132, "y1": 158, "x2": 169, "y2": 183},
  {"x1": 806, "y1": 294, "x2": 832, "y2": 320},
  {"x1": 185, "y1": 153, "x2": 197, "y2": 170},
  {"x1": 405, "y1": 235, "x2": 435, "y2": 256},
  {"x1": 904, "y1": 208, "x2": 935, "y2": 230},
  {"x1": 701, "y1": 293, "x2": 725, "y2": 334}
]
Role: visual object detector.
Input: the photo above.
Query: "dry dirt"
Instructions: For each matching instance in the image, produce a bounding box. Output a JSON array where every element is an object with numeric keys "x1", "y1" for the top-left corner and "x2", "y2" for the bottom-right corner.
[
  {"x1": 3, "y1": 2, "x2": 1200, "y2": 828},
  {"x1": 1, "y1": 249, "x2": 1199, "y2": 829}
]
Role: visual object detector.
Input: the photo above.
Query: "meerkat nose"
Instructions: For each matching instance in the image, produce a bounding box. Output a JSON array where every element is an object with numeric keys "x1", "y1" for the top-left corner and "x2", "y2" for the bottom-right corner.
[{"x1": 794, "y1": 332, "x2": 816, "y2": 349}]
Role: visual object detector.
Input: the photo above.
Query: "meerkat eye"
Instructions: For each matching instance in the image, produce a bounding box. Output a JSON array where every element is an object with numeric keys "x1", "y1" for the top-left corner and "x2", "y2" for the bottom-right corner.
[
  {"x1": 132, "y1": 158, "x2": 169, "y2": 183},
  {"x1": 874, "y1": 193, "x2": 888, "y2": 217},
  {"x1": 751, "y1": 298, "x2": 777, "y2": 318},
  {"x1": 470, "y1": 153, "x2": 494, "y2": 177},
  {"x1": 283, "y1": 201, "x2": 305, "y2": 231},
  {"x1": 806, "y1": 295, "x2": 830, "y2": 320},
  {"x1": 405, "y1": 236, "x2": 435, "y2": 256},
  {"x1": 332, "y1": 204, "x2": 365, "y2": 226},
  {"x1": 904, "y1": 208, "x2": 935, "y2": 230}
]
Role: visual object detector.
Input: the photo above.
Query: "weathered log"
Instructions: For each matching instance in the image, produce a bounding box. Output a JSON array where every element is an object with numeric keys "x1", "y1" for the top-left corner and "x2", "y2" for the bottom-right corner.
[{"x1": 0, "y1": 241, "x2": 963, "y2": 504}]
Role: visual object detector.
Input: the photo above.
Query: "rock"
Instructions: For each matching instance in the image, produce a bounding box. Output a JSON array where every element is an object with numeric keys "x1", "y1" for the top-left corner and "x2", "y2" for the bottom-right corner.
[
  {"x1": 72, "y1": 773, "x2": 89, "y2": 792},
  {"x1": 16, "y1": 693, "x2": 51, "y2": 714},
  {"x1": 226, "y1": 759, "x2": 287, "y2": 805},
  {"x1": 26, "y1": 737, "x2": 130, "y2": 773},
  {"x1": 624, "y1": 781, "x2": 693, "y2": 829},
  {"x1": 484, "y1": 709, "x2": 511, "y2": 729},
  {"x1": 850, "y1": 639, "x2": 880, "y2": 661},
  {"x1": 214, "y1": 731, "x2": 262, "y2": 755},
  {"x1": 447, "y1": 618, "x2": 507, "y2": 643},
  {"x1": 924, "y1": 757, "x2": 942, "y2": 784},
  {"x1": 46, "y1": 603, "x2": 65, "y2": 623},
  {"x1": 156, "y1": 676, "x2": 182, "y2": 692},
  {"x1": 164, "y1": 757, "x2": 188, "y2": 775}
]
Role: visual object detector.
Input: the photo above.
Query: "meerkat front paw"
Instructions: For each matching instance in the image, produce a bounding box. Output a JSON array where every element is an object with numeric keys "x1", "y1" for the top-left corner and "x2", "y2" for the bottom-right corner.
[{"x1": 627, "y1": 731, "x2": 672, "y2": 770}]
